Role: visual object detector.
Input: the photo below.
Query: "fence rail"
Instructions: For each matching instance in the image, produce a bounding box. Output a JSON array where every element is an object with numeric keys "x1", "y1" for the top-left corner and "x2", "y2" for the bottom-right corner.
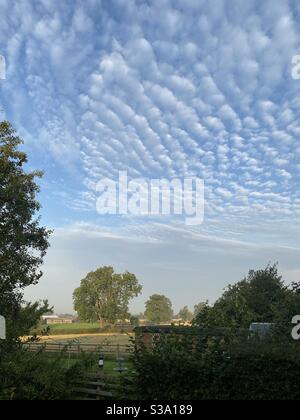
[
  {"x1": 24, "y1": 341, "x2": 131, "y2": 356},
  {"x1": 72, "y1": 373, "x2": 133, "y2": 400}
]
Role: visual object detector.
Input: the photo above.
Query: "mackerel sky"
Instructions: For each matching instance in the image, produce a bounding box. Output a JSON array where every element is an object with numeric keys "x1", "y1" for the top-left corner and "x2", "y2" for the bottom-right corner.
[{"x1": 1, "y1": 0, "x2": 300, "y2": 313}]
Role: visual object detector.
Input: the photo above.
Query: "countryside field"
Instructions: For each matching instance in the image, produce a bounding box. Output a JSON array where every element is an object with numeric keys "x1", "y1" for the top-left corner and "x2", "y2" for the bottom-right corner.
[
  {"x1": 36, "y1": 323, "x2": 133, "y2": 347},
  {"x1": 39, "y1": 333, "x2": 132, "y2": 346},
  {"x1": 48, "y1": 322, "x2": 100, "y2": 332}
]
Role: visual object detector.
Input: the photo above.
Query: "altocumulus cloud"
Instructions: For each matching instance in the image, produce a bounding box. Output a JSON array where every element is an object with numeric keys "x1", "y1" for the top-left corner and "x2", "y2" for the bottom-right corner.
[{"x1": 1, "y1": 0, "x2": 300, "y2": 310}]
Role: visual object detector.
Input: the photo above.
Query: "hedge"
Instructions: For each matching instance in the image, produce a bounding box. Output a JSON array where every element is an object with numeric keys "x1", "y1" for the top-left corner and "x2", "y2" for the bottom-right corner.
[{"x1": 131, "y1": 331, "x2": 300, "y2": 400}]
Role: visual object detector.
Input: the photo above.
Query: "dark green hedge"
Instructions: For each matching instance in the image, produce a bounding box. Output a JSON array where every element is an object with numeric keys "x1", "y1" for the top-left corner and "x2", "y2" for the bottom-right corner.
[
  {"x1": 131, "y1": 332, "x2": 300, "y2": 400},
  {"x1": 0, "y1": 349, "x2": 90, "y2": 400}
]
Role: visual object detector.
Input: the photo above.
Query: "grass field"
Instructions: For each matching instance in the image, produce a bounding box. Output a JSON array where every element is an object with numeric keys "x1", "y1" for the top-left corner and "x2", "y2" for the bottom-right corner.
[
  {"x1": 41, "y1": 322, "x2": 133, "y2": 337},
  {"x1": 54, "y1": 354, "x2": 133, "y2": 377},
  {"x1": 49, "y1": 322, "x2": 100, "y2": 332},
  {"x1": 38, "y1": 332, "x2": 133, "y2": 347}
]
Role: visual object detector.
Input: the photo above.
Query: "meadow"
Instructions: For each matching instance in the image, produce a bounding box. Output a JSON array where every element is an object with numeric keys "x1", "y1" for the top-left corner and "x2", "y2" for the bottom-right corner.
[
  {"x1": 43, "y1": 322, "x2": 133, "y2": 335},
  {"x1": 46, "y1": 322, "x2": 101, "y2": 334},
  {"x1": 37, "y1": 324, "x2": 133, "y2": 347}
]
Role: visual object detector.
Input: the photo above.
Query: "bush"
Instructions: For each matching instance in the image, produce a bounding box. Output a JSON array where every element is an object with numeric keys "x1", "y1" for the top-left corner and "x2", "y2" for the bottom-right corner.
[
  {"x1": 0, "y1": 349, "x2": 90, "y2": 400},
  {"x1": 131, "y1": 330, "x2": 300, "y2": 400}
]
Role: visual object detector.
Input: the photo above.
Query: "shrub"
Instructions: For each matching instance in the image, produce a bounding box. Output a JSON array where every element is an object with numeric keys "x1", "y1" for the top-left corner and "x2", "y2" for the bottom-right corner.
[
  {"x1": 0, "y1": 349, "x2": 90, "y2": 400},
  {"x1": 131, "y1": 330, "x2": 300, "y2": 400}
]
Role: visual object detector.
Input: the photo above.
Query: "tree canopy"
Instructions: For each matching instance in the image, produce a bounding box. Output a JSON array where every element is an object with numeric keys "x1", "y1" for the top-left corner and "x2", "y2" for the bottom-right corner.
[
  {"x1": 178, "y1": 306, "x2": 193, "y2": 322},
  {"x1": 73, "y1": 266, "x2": 142, "y2": 326},
  {"x1": 0, "y1": 121, "x2": 52, "y2": 346},
  {"x1": 194, "y1": 264, "x2": 300, "y2": 328},
  {"x1": 193, "y1": 302, "x2": 207, "y2": 318},
  {"x1": 145, "y1": 294, "x2": 173, "y2": 324}
]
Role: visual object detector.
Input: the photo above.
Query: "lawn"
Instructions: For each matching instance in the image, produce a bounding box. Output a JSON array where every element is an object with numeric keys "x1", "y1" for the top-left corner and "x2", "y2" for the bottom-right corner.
[
  {"x1": 61, "y1": 355, "x2": 133, "y2": 377},
  {"x1": 92, "y1": 359, "x2": 133, "y2": 376},
  {"x1": 48, "y1": 322, "x2": 100, "y2": 332}
]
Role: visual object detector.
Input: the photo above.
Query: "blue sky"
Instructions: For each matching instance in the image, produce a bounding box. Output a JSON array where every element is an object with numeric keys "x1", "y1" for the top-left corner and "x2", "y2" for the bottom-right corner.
[{"x1": 1, "y1": 0, "x2": 300, "y2": 314}]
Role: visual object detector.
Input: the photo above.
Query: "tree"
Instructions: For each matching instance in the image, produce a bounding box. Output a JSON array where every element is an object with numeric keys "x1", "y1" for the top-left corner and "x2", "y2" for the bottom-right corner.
[
  {"x1": 193, "y1": 302, "x2": 207, "y2": 318},
  {"x1": 145, "y1": 294, "x2": 173, "y2": 324},
  {"x1": 178, "y1": 306, "x2": 193, "y2": 322},
  {"x1": 194, "y1": 264, "x2": 300, "y2": 328},
  {"x1": 130, "y1": 315, "x2": 140, "y2": 328},
  {"x1": 73, "y1": 266, "x2": 142, "y2": 327},
  {"x1": 0, "y1": 121, "x2": 51, "y2": 346}
]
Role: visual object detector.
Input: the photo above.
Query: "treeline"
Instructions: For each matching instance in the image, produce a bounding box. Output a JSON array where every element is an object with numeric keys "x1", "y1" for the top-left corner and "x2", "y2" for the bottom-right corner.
[
  {"x1": 193, "y1": 264, "x2": 300, "y2": 329},
  {"x1": 73, "y1": 266, "x2": 204, "y2": 326},
  {"x1": 131, "y1": 265, "x2": 300, "y2": 400},
  {"x1": 73, "y1": 263, "x2": 300, "y2": 331}
]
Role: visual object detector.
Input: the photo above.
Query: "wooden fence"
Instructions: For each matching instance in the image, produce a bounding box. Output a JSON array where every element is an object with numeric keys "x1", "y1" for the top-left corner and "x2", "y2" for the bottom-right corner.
[
  {"x1": 72, "y1": 372, "x2": 134, "y2": 400},
  {"x1": 24, "y1": 341, "x2": 131, "y2": 357}
]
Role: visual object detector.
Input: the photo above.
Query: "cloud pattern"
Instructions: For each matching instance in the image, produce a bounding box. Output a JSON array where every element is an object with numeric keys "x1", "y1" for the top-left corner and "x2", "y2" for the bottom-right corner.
[{"x1": 1, "y1": 0, "x2": 300, "y2": 248}]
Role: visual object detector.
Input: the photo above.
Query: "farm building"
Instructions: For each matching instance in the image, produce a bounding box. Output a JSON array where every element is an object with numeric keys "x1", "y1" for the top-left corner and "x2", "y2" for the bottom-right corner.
[{"x1": 41, "y1": 315, "x2": 75, "y2": 325}]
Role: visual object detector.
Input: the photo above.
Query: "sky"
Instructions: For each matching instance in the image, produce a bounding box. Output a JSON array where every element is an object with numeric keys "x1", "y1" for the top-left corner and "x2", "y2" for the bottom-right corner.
[{"x1": 1, "y1": 0, "x2": 300, "y2": 314}]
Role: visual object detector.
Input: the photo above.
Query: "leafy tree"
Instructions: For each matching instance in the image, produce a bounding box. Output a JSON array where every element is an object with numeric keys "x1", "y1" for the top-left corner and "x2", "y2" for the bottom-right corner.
[
  {"x1": 194, "y1": 264, "x2": 300, "y2": 328},
  {"x1": 193, "y1": 302, "x2": 207, "y2": 318},
  {"x1": 73, "y1": 266, "x2": 142, "y2": 327},
  {"x1": 0, "y1": 121, "x2": 51, "y2": 347},
  {"x1": 130, "y1": 315, "x2": 140, "y2": 328},
  {"x1": 178, "y1": 306, "x2": 193, "y2": 322},
  {"x1": 145, "y1": 294, "x2": 173, "y2": 324}
]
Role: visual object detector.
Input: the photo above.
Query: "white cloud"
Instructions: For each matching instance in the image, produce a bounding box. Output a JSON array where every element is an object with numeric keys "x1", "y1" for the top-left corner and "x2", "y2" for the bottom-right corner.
[{"x1": 2, "y1": 0, "x2": 300, "y2": 311}]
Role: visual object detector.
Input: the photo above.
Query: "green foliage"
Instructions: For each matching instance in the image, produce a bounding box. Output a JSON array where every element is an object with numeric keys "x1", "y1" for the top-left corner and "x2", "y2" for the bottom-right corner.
[
  {"x1": 0, "y1": 120, "x2": 52, "y2": 346},
  {"x1": 133, "y1": 265, "x2": 300, "y2": 400},
  {"x1": 193, "y1": 302, "x2": 207, "y2": 318},
  {"x1": 0, "y1": 121, "x2": 61, "y2": 400},
  {"x1": 130, "y1": 315, "x2": 140, "y2": 328},
  {"x1": 73, "y1": 266, "x2": 142, "y2": 326},
  {"x1": 194, "y1": 264, "x2": 300, "y2": 328},
  {"x1": 0, "y1": 349, "x2": 89, "y2": 400},
  {"x1": 12, "y1": 300, "x2": 53, "y2": 341},
  {"x1": 132, "y1": 330, "x2": 300, "y2": 400},
  {"x1": 145, "y1": 294, "x2": 173, "y2": 323},
  {"x1": 178, "y1": 306, "x2": 193, "y2": 322}
]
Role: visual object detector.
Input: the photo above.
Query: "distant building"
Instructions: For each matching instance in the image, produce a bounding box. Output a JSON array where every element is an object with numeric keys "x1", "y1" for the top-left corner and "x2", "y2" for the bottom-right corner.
[{"x1": 41, "y1": 315, "x2": 75, "y2": 325}]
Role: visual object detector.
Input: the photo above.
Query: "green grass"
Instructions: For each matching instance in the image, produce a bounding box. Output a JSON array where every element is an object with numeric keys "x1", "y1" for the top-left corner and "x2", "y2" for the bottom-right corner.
[
  {"x1": 97, "y1": 359, "x2": 133, "y2": 376},
  {"x1": 49, "y1": 323, "x2": 100, "y2": 331},
  {"x1": 42, "y1": 322, "x2": 133, "y2": 336},
  {"x1": 60, "y1": 356, "x2": 133, "y2": 377}
]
